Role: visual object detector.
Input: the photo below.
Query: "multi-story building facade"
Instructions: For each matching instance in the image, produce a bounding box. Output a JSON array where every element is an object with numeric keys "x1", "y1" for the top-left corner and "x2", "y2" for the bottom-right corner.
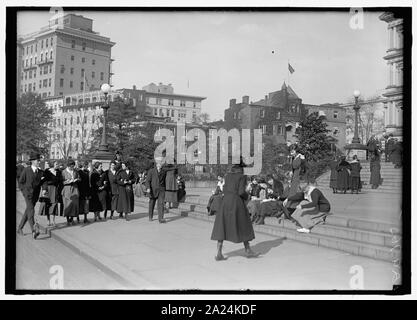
[
  {"x1": 379, "y1": 12, "x2": 403, "y2": 138},
  {"x1": 224, "y1": 83, "x2": 304, "y2": 144},
  {"x1": 302, "y1": 103, "x2": 347, "y2": 150},
  {"x1": 46, "y1": 87, "x2": 146, "y2": 160},
  {"x1": 142, "y1": 82, "x2": 206, "y2": 123},
  {"x1": 17, "y1": 13, "x2": 115, "y2": 98}
]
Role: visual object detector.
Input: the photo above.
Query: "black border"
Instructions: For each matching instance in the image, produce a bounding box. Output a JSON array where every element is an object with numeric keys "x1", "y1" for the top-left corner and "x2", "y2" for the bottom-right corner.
[{"x1": 6, "y1": 6, "x2": 412, "y2": 296}]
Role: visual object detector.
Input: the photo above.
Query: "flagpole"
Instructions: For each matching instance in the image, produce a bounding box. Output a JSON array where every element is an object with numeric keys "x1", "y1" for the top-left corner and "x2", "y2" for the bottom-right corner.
[{"x1": 288, "y1": 59, "x2": 290, "y2": 86}]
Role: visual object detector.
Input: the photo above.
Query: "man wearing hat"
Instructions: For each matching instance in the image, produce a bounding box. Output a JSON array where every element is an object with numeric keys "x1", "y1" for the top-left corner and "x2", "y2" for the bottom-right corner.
[{"x1": 17, "y1": 152, "x2": 45, "y2": 239}]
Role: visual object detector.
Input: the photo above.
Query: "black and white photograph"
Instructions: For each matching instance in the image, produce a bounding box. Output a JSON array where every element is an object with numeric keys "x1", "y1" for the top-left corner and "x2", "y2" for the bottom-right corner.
[{"x1": 4, "y1": 1, "x2": 413, "y2": 297}]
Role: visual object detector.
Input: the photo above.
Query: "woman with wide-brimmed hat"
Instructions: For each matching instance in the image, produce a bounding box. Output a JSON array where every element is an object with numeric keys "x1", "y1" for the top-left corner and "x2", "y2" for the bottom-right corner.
[
  {"x1": 61, "y1": 159, "x2": 80, "y2": 225},
  {"x1": 210, "y1": 159, "x2": 258, "y2": 261},
  {"x1": 116, "y1": 161, "x2": 136, "y2": 220}
]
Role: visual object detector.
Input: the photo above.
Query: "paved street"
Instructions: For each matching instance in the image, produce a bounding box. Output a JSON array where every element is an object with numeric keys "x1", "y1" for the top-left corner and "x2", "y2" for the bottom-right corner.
[
  {"x1": 16, "y1": 215, "x2": 125, "y2": 290},
  {"x1": 15, "y1": 191, "x2": 395, "y2": 291}
]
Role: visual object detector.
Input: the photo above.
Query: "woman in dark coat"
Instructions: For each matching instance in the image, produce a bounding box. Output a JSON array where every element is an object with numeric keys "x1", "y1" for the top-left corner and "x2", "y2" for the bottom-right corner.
[
  {"x1": 349, "y1": 155, "x2": 362, "y2": 193},
  {"x1": 329, "y1": 156, "x2": 338, "y2": 193},
  {"x1": 288, "y1": 146, "x2": 306, "y2": 197},
  {"x1": 177, "y1": 175, "x2": 186, "y2": 203},
  {"x1": 336, "y1": 156, "x2": 351, "y2": 193},
  {"x1": 116, "y1": 162, "x2": 136, "y2": 220},
  {"x1": 211, "y1": 164, "x2": 257, "y2": 261},
  {"x1": 108, "y1": 161, "x2": 119, "y2": 219},
  {"x1": 96, "y1": 163, "x2": 111, "y2": 219},
  {"x1": 370, "y1": 149, "x2": 382, "y2": 189},
  {"x1": 164, "y1": 163, "x2": 178, "y2": 208},
  {"x1": 39, "y1": 161, "x2": 62, "y2": 226},
  {"x1": 390, "y1": 140, "x2": 403, "y2": 168},
  {"x1": 89, "y1": 162, "x2": 103, "y2": 221}
]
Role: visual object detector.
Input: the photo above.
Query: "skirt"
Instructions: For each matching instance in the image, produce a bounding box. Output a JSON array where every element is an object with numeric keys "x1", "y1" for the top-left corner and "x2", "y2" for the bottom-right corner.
[{"x1": 291, "y1": 200, "x2": 331, "y2": 230}]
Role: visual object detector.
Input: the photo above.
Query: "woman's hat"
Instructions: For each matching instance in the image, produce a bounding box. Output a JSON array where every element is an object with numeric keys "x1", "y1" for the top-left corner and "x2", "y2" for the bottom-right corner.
[
  {"x1": 29, "y1": 152, "x2": 41, "y2": 161},
  {"x1": 67, "y1": 159, "x2": 75, "y2": 166}
]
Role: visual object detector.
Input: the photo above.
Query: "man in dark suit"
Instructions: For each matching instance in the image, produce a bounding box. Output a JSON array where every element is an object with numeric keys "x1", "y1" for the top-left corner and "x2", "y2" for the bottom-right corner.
[
  {"x1": 17, "y1": 153, "x2": 45, "y2": 239},
  {"x1": 146, "y1": 161, "x2": 168, "y2": 223}
]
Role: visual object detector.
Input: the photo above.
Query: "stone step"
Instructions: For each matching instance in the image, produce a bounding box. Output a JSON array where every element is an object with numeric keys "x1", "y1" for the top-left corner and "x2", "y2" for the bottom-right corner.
[{"x1": 134, "y1": 198, "x2": 401, "y2": 262}]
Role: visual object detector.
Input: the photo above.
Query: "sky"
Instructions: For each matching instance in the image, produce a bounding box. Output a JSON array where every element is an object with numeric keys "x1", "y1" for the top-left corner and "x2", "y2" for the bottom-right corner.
[{"x1": 17, "y1": 10, "x2": 389, "y2": 121}]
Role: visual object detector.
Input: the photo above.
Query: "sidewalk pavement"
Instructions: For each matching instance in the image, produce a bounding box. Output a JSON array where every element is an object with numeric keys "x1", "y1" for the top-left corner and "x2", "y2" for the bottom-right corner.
[{"x1": 15, "y1": 190, "x2": 395, "y2": 290}]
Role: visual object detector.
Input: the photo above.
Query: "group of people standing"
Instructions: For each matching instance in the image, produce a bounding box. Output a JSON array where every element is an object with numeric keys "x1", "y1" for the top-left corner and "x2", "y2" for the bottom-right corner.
[{"x1": 328, "y1": 155, "x2": 363, "y2": 193}]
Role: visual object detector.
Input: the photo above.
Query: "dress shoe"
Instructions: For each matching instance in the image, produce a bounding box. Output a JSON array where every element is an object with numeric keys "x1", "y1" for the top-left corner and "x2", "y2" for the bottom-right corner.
[
  {"x1": 32, "y1": 231, "x2": 40, "y2": 240},
  {"x1": 245, "y1": 250, "x2": 259, "y2": 258},
  {"x1": 214, "y1": 254, "x2": 227, "y2": 261},
  {"x1": 159, "y1": 219, "x2": 167, "y2": 223},
  {"x1": 125, "y1": 215, "x2": 130, "y2": 221},
  {"x1": 17, "y1": 229, "x2": 24, "y2": 236}
]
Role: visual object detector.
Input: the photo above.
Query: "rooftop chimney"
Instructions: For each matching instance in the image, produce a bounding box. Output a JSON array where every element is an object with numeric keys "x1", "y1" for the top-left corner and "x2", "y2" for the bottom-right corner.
[
  {"x1": 242, "y1": 95, "x2": 249, "y2": 104},
  {"x1": 133, "y1": 85, "x2": 137, "y2": 90},
  {"x1": 230, "y1": 99, "x2": 236, "y2": 107}
]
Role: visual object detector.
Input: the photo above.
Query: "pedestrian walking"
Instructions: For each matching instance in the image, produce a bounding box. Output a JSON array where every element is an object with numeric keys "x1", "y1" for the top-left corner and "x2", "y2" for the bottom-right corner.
[
  {"x1": 107, "y1": 161, "x2": 119, "y2": 219},
  {"x1": 177, "y1": 175, "x2": 186, "y2": 203},
  {"x1": 116, "y1": 161, "x2": 136, "y2": 221},
  {"x1": 17, "y1": 153, "x2": 44, "y2": 239},
  {"x1": 61, "y1": 159, "x2": 80, "y2": 226},
  {"x1": 390, "y1": 139, "x2": 403, "y2": 169},
  {"x1": 349, "y1": 155, "x2": 362, "y2": 194},
  {"x1": 336, "y1": 156, "x2": 351, "y2": 194},
  {"x1": 384, "y1": 134, "x2": 395, "y2": 162},
  {"x1": 210, "y1": 161, "x2": 258, "y2": 261}
]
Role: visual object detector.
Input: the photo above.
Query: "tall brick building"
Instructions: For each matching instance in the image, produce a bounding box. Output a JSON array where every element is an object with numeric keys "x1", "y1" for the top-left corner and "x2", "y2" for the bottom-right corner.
[
  {"x1": 224, "y1": 82, "x2": 304, "y2": 144},
  {"x1": 17, "y1": 13, "x2": 115, "y2": 98}
]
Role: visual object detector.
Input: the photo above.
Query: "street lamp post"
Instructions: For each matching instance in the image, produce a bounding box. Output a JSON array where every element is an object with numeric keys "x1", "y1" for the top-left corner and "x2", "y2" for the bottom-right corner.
[
  {"x1": 344, "y1": 90, "x2": 367, "y2": 160},
  {"x1": 352, "y1": 90, "x2": 361, "y2": 144},
  {"x1": 93, "y1": 83, "x2": 114, "y2": 169}
]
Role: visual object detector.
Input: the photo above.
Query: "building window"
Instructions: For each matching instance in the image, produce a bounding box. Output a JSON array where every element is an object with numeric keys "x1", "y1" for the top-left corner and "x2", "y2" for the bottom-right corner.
[
  {"x1": 180, "y1": 100, "x2": 185, "y2": 107},
  {"x1": 333, "y1": 111, "x2": 339, "y2": 119},
  {"x1": 71, "y1": 55, "x2": 74, "y2": 61},
  {"x1": 156, "y1": 98, "x2": 161, "y2": 105},
  {"x1": 168, "y1": 99, "x2": 174, "y2": 106},
  {"x1": 261, "y1": 125, "x2": 267, "y2": 134},
  {"x1": 41, "y1": 40, "x2": 44, "y2": 49},
  {"x1": 100, "y1": 72, "x2": 104, "y2": 81},
  {"x1": 29, "y1": 70, "x2": 32, "y2": 79},
  {"x1": 91, "y1": 71, "x2": 95, "y2": 78},
  {"x1": 50, "y1": 37, "x2": 53, "y2": 46},
  {"x1": 154, "y1": 109, "x2": 157, "y2": 116},
  {"x1": 70, "y1": 81, "x2": 73, "y2": 88},
  {"x1": 34, "y1": 57, "x2": 37, "y2": 65},
  {"x1": 82, "y1": 57, "x2": 85, "y2": 63},
  {"x1": 159, "y1": 109, "x2": 163, "y2": 116},
  {"x1": 193, "y1": 102, "x2": 196, "y2": 108},
  {"x1": 81, "y1": 69, "x2": 85, "y2": 77},
  {"x1": 60, "y1": 79, "x2": 64, "y2": 87},
  {"x1": 46, "y1": 38, "x2": 48, "y2": 47},
  {"x1": 260, "y1": 110, "x2": 265, "y2": 118},
  {"x1": 64, "y1": 118, "x2": 67, "y2": 125},
  {"x1": 49, "y1": 65, "x2": 52, "y2": 73},
  {"x1": 39, "y1": 80, "x2": 42, "y2": 89},
  {"x1": 34, "y1": 70, "x2": 36, "y2": 78},
  {"x1": 171, "y1": 109, "x2": 175, "y2": 117},
  {"x1": 40, "y1": 53, "x2": 43, "y2": 61},
  {"x1": 24, "y1": 84, "x2": 27, "y2": 92},
  {"x1": 80, "y1": 82, "x2": 84, "y2": 91},
  {"x1": 28, "y1": 83, "x2": 32, "y2": 91},
  {"x1": 92, "y1": 59, "x2": 95, "y2": 65},
  {"x1": 82, "y1": 42, "x2": 86, "y2": 51},
  {"x1": 49, "y1": 78, "x2": 51, "y2": 87},
  {"x1": 50, "y1": 51, "x2": 53, "y2": 59},
  {"x1": 276, "y1": 111, "x2": 281, "y2": 120},
  {"x1": 70, "y1": 67, "x2": 74, "y2": 75},
  {"x1": 43, "y1": 79, "x2": 48, "y2": 87},
  {"x1": 71, "y1": 40, "x2": 75, "y2": 49},
  {"x1": 60, "y1": 65, "x2": 65, "y2": 74},
  {"x1": 30, "y1": 58, "x2": 32, "y2": 66}
]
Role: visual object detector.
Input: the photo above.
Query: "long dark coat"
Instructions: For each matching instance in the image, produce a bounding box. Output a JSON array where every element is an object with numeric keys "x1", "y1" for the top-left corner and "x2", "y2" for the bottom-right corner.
[
  {"x1": 61, "y1": 168, "x2": 79, "y2": 217},
  {"x1": 349, "y1": 161, "x2": 362, "y2": 191},
  {"x1": 336, "y1": 160, "x2": 351, "y2": 190},
  {"x1": 390, "y1": 142, "x2": 403, "y2": 166},
  {"x1": 97, "y1": 170, "x2": 110, "y2": 211},
  {"x1": 289, "y1": 155, "x2": 305, "y2": 196},
  {"x1": 211, "y1": 166, "x2": 255, "y2": 243},
  {"x1": 89, "y1": 170, "x2": 103, "y2": 212},
  {"x1": 108, "y1": 169, "x2": 119, "y2": 211},
  {"x1": 329, "y1": 160, "x2": 338, "y2": 189},
  {"x1": 116, "y1": 169, "x2": 136, "y2": 213},
  {"x1": 164, "y1": 165, "x2": 178, "y2": 203},
  {"x1": 370, "y1": 153, "x2": 382, "y2": 186},
  {"x1": 40, "y1": 168, "x2": 62, "y2": 215}
]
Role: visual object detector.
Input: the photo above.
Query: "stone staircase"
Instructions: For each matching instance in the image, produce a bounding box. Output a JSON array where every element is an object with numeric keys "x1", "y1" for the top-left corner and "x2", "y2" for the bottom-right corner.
[
  {"x1": 316, "y1": 161, "x2": 402, "y2": 194},
  {"x1": 134, "y1": 196, "x2": 401, "y2": 263}
]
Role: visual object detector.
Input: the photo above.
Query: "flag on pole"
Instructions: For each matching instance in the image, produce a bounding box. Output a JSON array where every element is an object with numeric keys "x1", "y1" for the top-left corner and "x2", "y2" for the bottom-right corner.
[{"x1": 288, "y1": 63, "x2": 295, "y2": 74}]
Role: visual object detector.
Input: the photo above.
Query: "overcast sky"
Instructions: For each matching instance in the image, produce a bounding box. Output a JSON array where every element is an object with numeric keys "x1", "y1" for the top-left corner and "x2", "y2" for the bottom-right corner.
[{"x1": 17, "y1": 10, "x2": 388, "y2": 120}]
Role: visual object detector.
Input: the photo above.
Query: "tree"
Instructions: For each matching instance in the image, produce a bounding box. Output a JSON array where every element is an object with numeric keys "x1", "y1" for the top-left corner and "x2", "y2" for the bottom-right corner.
[
  {"x1": 198, "y1": 112, "x2": 210, "y2": 124},
  {"x1": 294, "y1": 112, "x2": 334, "y2": 179},
  {"x1": 16, "y1": 92, "x2": 53, "y2": 159},
  {"x1": 261, "y1": 136, "x2": 291, "y2": 180}
]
